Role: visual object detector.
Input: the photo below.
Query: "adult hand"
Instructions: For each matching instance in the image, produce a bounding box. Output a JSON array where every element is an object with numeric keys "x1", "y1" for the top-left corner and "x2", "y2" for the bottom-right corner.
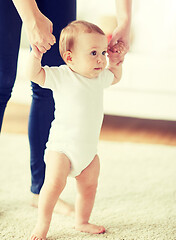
[
  {"x1": 108, "y1": 22, "x2": 130, "y2": 55},
  {"x1": 24, "y1": 13, "x2": 56, "y2": 58}
]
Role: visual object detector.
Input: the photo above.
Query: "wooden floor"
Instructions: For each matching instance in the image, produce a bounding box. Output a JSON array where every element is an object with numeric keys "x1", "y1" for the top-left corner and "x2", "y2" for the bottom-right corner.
[{"x1": 2, "y1": 102, "x2": 176, "y2": 146}]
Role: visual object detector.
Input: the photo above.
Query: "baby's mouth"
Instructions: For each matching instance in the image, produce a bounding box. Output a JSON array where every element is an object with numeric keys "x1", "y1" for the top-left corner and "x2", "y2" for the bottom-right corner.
[{"x1": 94, "y1": 67, "x2": 102, "y2": 70}]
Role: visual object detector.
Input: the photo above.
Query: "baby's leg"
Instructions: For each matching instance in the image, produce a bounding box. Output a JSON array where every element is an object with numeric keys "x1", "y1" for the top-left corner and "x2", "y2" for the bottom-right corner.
[
  {"x1": 29, "y1": 151, "x2": 71, "y2": 240},
  {"x1": 75, "y1": 155, "x2": 105, "y2": 234}
]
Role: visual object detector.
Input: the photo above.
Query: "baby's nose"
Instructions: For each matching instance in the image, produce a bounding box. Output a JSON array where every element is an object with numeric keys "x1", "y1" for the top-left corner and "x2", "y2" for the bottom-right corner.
[{"x1": 97, "y1": 55, "x2": 103, "y2": 63}]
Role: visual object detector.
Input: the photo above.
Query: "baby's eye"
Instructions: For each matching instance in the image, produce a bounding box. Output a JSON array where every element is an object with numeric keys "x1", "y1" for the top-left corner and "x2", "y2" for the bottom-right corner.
[
  {"x1": 102, "y1": 51, "x2": 107, "y2": 56},
  {"x1": 91, "y1": 51, "x2": 97, "y2": 56}
]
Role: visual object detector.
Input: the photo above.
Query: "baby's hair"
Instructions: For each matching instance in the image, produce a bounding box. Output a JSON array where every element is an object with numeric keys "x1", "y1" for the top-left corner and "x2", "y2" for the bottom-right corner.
[{"x1": 59, "y1": 20, "x2": 105, "y2": 59}]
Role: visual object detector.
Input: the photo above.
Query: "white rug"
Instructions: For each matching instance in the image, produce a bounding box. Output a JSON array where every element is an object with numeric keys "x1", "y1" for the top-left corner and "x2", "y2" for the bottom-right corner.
[{"x1": 0, "y1": 134, "x2": 176, "y2": 240}]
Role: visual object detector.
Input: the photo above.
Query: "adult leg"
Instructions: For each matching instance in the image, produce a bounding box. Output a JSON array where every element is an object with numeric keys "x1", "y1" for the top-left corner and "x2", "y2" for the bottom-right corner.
[
  {"x1": 29, "y1": 84, "x2": 54, "y2": 194},
  {"x1": 75, "y1": 155, "x2": 105, "y2": 234},
  {"x1": 29, "y1": 151, "x2": 71, "y2": 240},
  {"x1": 0, "y1": 0, "x2": 22, "y2": 131}
]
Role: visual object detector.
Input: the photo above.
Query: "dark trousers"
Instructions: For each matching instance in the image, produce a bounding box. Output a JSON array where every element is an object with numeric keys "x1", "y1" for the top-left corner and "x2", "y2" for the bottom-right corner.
[{"x1": 0, "y1": 0, "x2": 76, "y2": 194}]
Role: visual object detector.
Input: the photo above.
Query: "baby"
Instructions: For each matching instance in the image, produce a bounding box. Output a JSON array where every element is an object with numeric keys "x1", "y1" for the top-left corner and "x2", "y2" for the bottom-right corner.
[{"x1": 27, "y1": 20, "x2": 126, "y2": 240}]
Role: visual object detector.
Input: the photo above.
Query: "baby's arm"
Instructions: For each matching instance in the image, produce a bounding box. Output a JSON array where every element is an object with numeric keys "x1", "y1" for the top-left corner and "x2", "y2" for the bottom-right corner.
[
  {"x1": 26, "y1": 51, "x2": 45, "y2": 86},
  {"x1": 108, "y1": 57, "x2": 122, "y2": 85}
]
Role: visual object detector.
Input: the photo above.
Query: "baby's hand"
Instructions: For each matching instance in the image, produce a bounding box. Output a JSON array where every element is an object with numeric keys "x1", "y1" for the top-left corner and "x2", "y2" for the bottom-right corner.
[
  {"x1": 108, "y1": 41, "x2": 126, "y2": 66},
  {"x1": 109, "y1": 41, "x2": 126, "y2": 54}
]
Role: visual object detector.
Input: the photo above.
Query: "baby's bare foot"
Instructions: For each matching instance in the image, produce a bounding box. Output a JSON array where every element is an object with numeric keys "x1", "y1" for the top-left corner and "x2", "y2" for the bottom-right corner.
[
  {"x1": 29, "y1": 221, "x2": 49, "y2": 240},
  {"x1": 29, "y1": 234, "x2": 46, "y2": 240},
  {"x1": 75, "y1": 223, "x2": 105, "y2": 234}
]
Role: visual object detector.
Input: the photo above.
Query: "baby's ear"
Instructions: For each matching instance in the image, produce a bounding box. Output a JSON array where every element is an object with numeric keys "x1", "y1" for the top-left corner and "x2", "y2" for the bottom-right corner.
[{"x1": 63, "y1": 51, "x2": 73, "y2": 65}]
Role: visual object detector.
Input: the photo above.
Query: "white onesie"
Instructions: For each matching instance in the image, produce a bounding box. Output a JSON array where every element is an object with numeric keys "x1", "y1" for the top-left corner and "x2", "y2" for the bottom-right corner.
[{"x1": 42, "y1": 65, "x2": 114, "y2": 177}]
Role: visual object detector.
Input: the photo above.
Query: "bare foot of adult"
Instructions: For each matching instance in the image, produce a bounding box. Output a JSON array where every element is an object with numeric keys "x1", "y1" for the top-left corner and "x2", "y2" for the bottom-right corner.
[
  {"x1": 54, "y1": 198, "x2": 74, "y2": 216},
  {"x1": 30, "y1": 193, "x2": 74, "y2": 216},
  {"x1": 75, "y1": 223, "x2": 105, "y2": 234}
]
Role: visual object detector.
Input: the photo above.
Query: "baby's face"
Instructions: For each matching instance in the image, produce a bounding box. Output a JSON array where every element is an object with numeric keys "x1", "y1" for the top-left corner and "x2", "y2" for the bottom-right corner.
[{"x1": 70, "y1": 32, "x2": 108, "y2": 78}]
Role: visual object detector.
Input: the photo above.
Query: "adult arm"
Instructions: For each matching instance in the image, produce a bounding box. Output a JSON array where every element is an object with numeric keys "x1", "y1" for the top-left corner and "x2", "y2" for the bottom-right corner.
[
  {"x1": 12, "y1": 0, "x2": 56, "y2": 58},
  {"x1": 109, "y1": 0, "x2": 132, "y2": 52}
]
